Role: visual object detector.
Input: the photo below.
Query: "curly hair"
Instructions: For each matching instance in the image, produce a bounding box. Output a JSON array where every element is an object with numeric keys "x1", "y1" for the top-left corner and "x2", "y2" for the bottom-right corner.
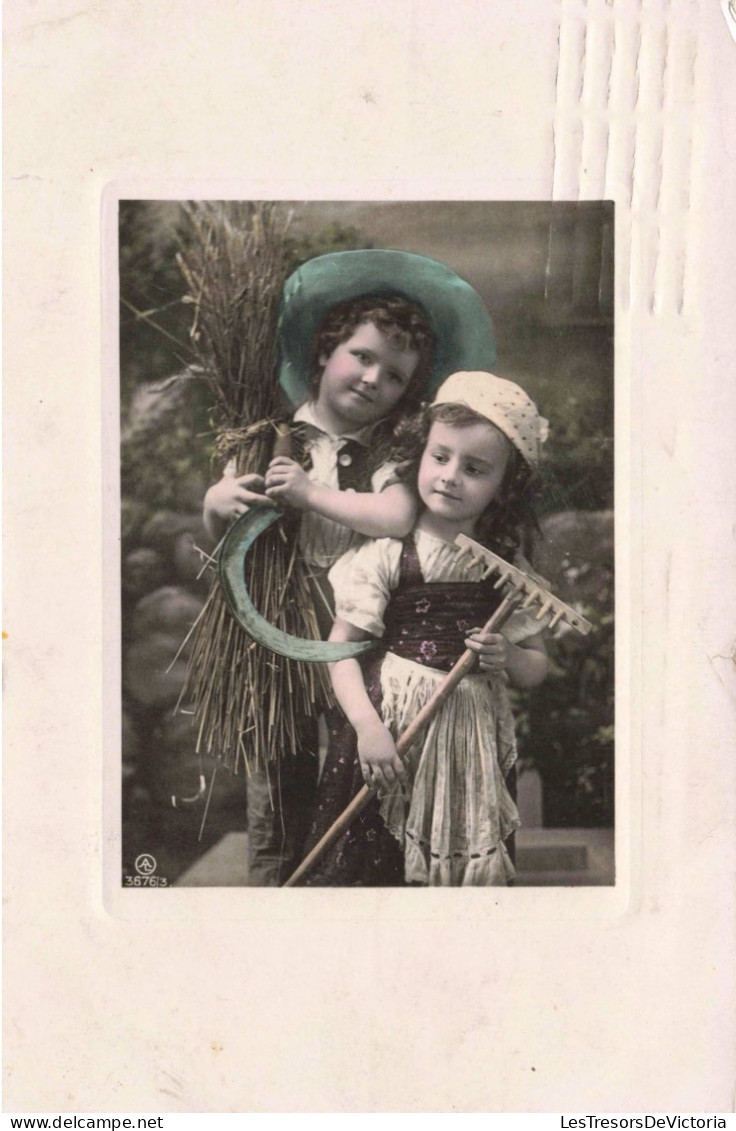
[
  {"x1": 308, "y1": 294, "x2": 435, "y2": 413},
  {"x1": 391, "y1": 402, "x2": 540, "y2": 560}
]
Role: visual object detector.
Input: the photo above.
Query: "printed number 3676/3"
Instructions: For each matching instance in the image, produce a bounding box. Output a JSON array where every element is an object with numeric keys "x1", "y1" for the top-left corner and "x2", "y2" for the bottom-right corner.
[{"x1": 124, "y1": 875, "x2": 169, "y2": 887}]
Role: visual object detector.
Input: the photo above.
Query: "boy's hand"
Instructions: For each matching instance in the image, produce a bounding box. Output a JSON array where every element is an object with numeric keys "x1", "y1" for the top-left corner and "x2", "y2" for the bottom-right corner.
[
  {"x1": 265, "y1": 457, "x2": 316, "y2": 510},
  {"x1": 356, "y1": 717, "x2": 407, "y2": 793},
  {"x1": 464, "y1": 629, "x2": 511, "y2": 673},
  {"x1": 204, "y1": 473, "x2": 270, "y2": 522}
]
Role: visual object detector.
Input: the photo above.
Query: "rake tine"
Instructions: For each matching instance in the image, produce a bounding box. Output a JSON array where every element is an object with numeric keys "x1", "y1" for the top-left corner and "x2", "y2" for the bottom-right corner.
[
  {"x1": 454, "y1": 546, "x2": 476, "y2": 566},
  {"x1": 522, "y1": 587, "x2": 542, "y2": 608},
  {"x1": 536, "y1": 599, "x2": 554, "y2": 621}
]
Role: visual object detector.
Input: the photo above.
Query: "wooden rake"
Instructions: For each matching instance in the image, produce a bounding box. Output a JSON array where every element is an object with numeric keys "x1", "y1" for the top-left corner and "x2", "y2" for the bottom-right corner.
[{"x1": 283, "y1": 535, "x2": 593, "y2": 887}]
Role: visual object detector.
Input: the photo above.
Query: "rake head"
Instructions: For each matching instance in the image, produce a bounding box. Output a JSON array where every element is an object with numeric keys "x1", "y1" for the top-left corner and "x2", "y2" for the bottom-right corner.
[{"x1": 454, "y1": 534, "x2": 594, "y2": 636}]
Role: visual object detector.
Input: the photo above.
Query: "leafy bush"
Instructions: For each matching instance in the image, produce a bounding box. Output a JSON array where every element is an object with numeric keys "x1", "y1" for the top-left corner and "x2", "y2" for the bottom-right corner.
[
  {"x1": 119, "y1": 202, "x2": 194, "y2": 406},
  {"x1": 515, "y1": 613, "x2": 615, "y2": 827}
]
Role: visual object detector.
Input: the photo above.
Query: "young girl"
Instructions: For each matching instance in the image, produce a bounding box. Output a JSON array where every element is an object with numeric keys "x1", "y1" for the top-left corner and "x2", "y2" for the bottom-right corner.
[{"x1": 301, "y1": 370, "x2": 550, "y2": 887}]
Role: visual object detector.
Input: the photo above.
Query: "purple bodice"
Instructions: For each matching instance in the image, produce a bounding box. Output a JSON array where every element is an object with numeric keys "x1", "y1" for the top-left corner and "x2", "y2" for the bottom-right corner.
[{"x1": 382, "y1": 537, "x2": 504, "y2": 672}]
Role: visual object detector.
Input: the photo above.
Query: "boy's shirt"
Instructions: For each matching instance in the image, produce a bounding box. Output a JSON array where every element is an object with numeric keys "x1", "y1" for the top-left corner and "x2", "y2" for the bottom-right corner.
[
  {"x1": 223, "y1": 401, "x2": 397, "y2": 571},
  {"x1": 291, "y1": 402, "x2": 397, "y2": 569}
]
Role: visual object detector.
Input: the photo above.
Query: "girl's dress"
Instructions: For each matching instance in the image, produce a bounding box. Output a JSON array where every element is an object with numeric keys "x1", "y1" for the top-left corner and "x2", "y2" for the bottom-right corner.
[{"x1": 303, "y1": 527, "x2": 545, "y2": 887}]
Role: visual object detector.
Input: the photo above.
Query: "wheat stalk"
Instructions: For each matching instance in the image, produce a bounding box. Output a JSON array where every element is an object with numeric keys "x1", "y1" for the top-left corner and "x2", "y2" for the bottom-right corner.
[{"x1": 177, "y1": 202, "x2": 329, "y2": 772}]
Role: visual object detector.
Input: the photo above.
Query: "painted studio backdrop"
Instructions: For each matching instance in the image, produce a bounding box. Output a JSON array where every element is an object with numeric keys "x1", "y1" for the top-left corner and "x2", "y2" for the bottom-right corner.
[{"x1": 118, "y1": 200, "x2": 614, "y2": 887}]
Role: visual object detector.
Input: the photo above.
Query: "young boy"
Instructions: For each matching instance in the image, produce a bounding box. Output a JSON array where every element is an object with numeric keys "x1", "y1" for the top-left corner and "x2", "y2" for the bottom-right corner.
[
  {"x1": 205, "y1": 293, "x2": 433, "y2": 574},
  {"x1": 203, "y1": 249, "x2": 497, "y2": 885}
]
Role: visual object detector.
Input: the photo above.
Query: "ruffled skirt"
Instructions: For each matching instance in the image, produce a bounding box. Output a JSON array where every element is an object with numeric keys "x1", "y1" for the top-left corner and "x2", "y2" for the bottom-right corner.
[{"x1": 378, "y1": 652, "x2": 520, "y2": 886}]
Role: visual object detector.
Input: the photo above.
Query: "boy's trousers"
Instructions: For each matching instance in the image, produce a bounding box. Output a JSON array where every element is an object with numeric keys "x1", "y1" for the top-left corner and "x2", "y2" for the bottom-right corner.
[
  {"x1": 245, "y1": 569, "x2": 334, "y2": 885},
  {"x1": 245, "y1": 721, "x2": 319, "y2": 886}
]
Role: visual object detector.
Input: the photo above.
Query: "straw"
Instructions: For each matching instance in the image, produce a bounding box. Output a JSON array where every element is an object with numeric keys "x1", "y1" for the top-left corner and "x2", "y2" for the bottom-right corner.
[{"x1": 176, "y1": 202, "x2": 330, "y2": 772}]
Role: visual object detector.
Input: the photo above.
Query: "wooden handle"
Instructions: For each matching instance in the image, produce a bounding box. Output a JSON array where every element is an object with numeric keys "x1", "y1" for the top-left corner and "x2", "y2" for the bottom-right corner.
[
  {"x1": 272, "y1": 422, "x2": 292, "y2": 459},
  {"x1": 282, "y1": 586, "x2": 525, "y2": 887},
  {"x1": 284, "y1": 785, "x2": 373, "y2": 887}
]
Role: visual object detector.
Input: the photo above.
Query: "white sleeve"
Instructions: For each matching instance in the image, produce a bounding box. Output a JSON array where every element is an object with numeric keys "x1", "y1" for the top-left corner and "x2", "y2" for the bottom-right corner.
[
  {"x1": 328, "y1": 538, "x2": 402, "y2": 637},
  {"x1": 503, "y1": 606, "x2": 551, "y2": 644}
]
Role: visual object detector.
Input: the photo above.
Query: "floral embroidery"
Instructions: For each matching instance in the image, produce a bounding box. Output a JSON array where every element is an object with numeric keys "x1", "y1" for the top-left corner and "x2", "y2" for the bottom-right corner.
[
  {"x1": 456, "y1": 618, "x2": 472, "y2": 633},
  {"x1": 418, "y1": 639, "x2": 438, "y2": 662},
  {"x1": 415, "y1": 597, "x2": 431, "y2": 614}
]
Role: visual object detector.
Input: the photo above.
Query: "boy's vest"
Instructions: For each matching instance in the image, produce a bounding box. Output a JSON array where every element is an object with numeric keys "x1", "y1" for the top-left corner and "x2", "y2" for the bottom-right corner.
[{"x1": 287, "y1": 421, "x2": 388, "y2": 493}]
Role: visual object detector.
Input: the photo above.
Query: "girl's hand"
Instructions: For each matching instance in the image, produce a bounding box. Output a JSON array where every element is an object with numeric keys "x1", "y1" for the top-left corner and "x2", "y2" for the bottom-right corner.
[
  {"x1": 356, "y1": 717, "x2": 407, "y2": 793},
  {"x1": 464, "y1": 629, "x2": 510, "y2": 673},
  {"x1": 204, "y1": 473, "x2": 270, "y2": 523},
  {"x1": 265, "y1": 457, "x2": 316, "y2": 510}
]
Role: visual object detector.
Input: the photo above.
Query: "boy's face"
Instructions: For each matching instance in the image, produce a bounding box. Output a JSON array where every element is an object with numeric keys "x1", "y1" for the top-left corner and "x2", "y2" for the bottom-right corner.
[{"x1": 315, "y1": 321, "x2": 419, "y2": 432}]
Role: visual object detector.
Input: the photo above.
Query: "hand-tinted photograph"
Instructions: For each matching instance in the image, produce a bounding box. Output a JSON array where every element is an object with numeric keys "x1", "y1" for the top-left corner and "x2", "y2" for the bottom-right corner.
[{"x1": 118, "y1": 200, "x2": 614, "y2": 889}]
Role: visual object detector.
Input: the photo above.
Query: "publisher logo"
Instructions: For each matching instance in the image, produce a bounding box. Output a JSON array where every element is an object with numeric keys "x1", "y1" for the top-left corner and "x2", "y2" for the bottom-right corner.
[
  {"x1": 124, "y1": 853, "x2": 168, "y2": 888},
  {"x1": 134, "y1": 853, "x2": 157, "y2": 876}
]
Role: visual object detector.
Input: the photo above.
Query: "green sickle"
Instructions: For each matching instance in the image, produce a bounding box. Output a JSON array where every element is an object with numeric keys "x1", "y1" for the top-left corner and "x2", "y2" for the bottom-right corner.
[{"x1": 218, "y1": 506, "x2": 376, "y2": 662}]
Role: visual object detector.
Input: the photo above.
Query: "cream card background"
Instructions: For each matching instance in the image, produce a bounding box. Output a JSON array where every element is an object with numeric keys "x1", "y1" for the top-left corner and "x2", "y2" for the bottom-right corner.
[{"x1": 5, "y1": 0, "x2": 736, "y2": 1113}]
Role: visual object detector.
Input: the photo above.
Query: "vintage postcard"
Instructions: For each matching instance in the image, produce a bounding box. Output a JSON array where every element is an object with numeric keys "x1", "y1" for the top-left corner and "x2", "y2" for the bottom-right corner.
[{"x1": 6, "y1": 0, "x2": 735, "y2": 1114}]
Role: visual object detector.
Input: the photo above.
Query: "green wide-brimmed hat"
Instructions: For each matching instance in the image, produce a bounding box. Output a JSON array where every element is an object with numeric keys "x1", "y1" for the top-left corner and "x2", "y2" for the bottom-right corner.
[{"x1": 278, "y1": 249, "x2": 497, "y2": 405}]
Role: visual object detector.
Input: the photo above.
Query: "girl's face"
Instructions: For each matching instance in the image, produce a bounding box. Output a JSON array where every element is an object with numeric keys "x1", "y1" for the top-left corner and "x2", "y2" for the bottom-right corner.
[
  {"x1": 315, "y1": 321, "x2": 419, "y2": 433},
  {"x1": 417, "y1": 419, "x2": 511, "y2": 538}
]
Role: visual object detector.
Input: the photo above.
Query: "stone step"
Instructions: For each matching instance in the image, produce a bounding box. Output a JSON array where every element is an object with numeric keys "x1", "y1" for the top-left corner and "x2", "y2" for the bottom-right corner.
[
  {"x1": 175, "y1": 827, "x2": 614, "y2": 887},
  {"x1": 514, "y1": 828, "x2": 614, "y2": 886}
]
